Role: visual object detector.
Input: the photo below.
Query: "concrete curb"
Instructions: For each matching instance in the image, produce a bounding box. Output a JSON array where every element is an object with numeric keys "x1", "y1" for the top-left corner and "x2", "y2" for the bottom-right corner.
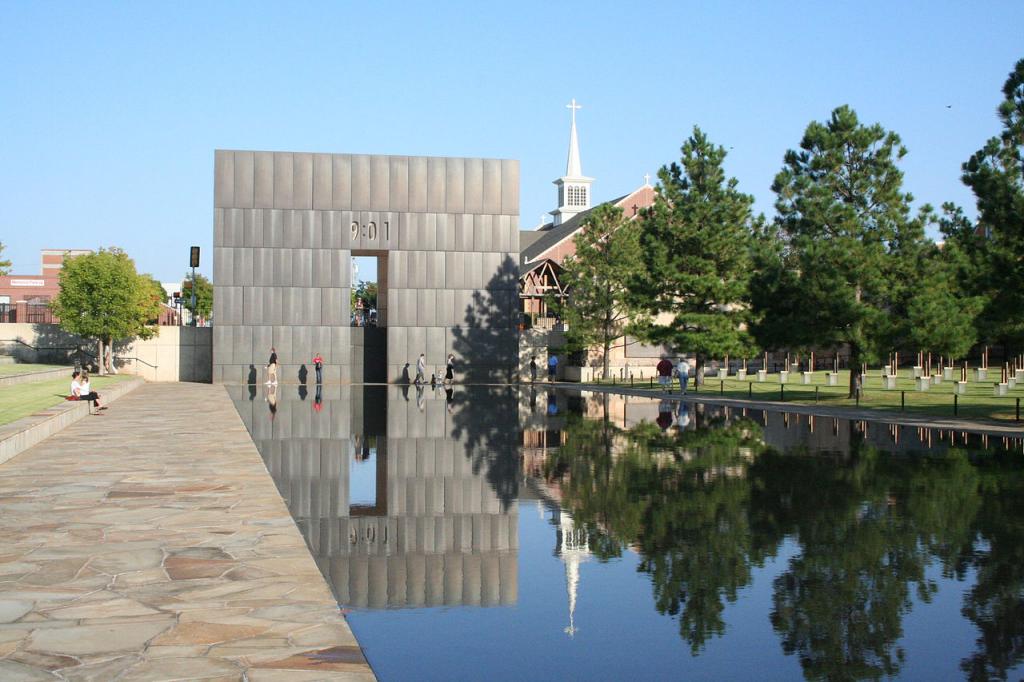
[
  {"x1": 0, "y1": 366, "x2": 75, "y2": 388},
  {"x1": 0, "y1": 377, "x2": 145, "y2": 466},
  {"x1": 568, "y1": 382, "x2": 1024, "y2": 438}
]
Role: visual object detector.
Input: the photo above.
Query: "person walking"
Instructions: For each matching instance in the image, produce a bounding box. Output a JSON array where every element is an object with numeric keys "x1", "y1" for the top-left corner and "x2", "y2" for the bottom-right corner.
[
  {"x1": 312, "y1": 351, "x2": 324, "y2": 384},
  {"x1": 266, "y1": 347, "x2": 278, "y2": 385},
  {"x1": 656, "y1": 356, "x2": 674, "y2": 392},
  {"x1": 444, "y1": 353, "x2": 455, "y2": 385},
  {"x1": 676, "y1": 356, "x2": 690, "y2": 394},
  {"x1": 548, "y1": 353, "x2": 558, "y2": 382},
  {"x1": 529, "y1": 356, "x2": 538, "y2": 383},
  {"x1": 415, "y1": 353, "x2": 426, "y2": 385}
]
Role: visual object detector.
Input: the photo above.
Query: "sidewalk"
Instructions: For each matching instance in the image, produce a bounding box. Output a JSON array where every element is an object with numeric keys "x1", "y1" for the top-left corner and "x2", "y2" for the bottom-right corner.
[
  {"x1": 573, "y1": 382, "x2": 1024, "y2": 437},
  {"x1": 0, "y1": 382, "x2": 374, "y2": 681}
]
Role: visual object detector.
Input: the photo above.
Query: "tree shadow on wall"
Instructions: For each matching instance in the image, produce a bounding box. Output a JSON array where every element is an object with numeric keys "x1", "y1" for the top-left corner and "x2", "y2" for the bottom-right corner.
[
  {"x1": 451, "y1": 255, "x2": 519, "y2": 384},
  {"x1": 448, "y1": 256, "x2": 522, "y2": 510}
]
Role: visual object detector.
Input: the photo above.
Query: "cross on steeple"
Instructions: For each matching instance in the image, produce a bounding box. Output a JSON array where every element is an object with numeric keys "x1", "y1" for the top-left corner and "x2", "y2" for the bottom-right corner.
[
  {"x1": 643, "y1": 173, "x2": 651, "y2": 186},
  {"x1": 566, "y1": 98, "x2": 582, "y2": 126}
]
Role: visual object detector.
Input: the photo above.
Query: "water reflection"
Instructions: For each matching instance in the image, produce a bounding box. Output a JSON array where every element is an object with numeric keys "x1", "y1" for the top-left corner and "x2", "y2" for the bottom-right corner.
[
  {"x1": 528, "y1": 392, "x2": 1024, "y2": 680},
  {"x1": 228, "y1": 384, "x2": 519, "y2": 609},
  {"x1": 230, "y1": 386, "x2": 1024, "y2": 680}
]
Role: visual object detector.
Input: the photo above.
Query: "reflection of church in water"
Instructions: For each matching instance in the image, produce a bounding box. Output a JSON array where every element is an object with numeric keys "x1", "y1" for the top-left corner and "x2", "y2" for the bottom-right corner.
[{"x1": 230, "y1": 385, "x2": 519, "y2": 608}]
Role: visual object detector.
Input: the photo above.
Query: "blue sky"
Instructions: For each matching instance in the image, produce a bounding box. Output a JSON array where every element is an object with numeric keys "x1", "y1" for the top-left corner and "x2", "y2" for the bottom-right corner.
[{"x1": 1, "y1": 1, "x2": 1022, "y2": 283}]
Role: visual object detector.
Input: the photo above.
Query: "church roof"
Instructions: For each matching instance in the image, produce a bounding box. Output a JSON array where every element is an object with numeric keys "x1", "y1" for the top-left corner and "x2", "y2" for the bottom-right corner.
[{"x1": 520, "y1": 194, "x2": 628, "y2": 264}]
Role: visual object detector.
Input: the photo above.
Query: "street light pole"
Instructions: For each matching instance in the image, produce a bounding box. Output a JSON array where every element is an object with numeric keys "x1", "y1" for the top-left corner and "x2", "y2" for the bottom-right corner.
[{"x1": 189, "y1": 246, "x2": 200, "y2": 327}]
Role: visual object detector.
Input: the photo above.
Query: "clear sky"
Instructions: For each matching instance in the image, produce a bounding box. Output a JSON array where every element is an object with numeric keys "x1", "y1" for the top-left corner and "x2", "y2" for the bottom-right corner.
[{"x1": 1, "y1": 2, "x2": 1022, "y2": 283}]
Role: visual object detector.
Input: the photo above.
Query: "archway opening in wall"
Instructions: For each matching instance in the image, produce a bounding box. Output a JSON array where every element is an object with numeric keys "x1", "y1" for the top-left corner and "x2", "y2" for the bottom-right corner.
[{"x1": 351, "y1": 251, "x2": 388, "y2": 383}]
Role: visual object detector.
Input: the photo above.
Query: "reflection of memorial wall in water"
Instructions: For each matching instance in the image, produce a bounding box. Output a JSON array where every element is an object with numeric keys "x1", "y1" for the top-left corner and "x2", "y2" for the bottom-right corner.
[{"x1": 229, "y1": 385, "x2": 518, "y2": 609}]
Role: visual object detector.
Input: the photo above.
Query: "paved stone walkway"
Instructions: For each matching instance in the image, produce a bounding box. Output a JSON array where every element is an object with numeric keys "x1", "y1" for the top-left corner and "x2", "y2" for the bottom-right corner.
[{"x1": 0, "y1": 383, "x2": 375, "y2": 681}]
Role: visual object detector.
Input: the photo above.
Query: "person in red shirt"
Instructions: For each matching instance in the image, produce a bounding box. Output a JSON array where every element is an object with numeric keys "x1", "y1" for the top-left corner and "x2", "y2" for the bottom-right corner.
[
  {"x1": 312, "y1": 352, "x2": 324, "y2": 384},
  {"x1": 656, "y1": 357, "x2": 674, "y2": 392}
]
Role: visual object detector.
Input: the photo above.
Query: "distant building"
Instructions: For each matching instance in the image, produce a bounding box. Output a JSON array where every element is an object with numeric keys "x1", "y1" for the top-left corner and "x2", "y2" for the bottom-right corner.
[
  {"x1": 0, "y1": 248, "x2": 179, "y2": 326},
  {"x1": 0, "y1": 249, "x2": 92, "y2": 323},
  {"x1": 517, "y1": 102, "x2": 665, "y2": 379}
]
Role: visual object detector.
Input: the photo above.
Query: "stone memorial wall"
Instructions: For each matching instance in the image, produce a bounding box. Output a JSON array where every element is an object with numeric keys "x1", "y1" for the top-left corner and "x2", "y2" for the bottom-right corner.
[{"x1": 213, "y1": 150, "x2": 520, "y2": 384}]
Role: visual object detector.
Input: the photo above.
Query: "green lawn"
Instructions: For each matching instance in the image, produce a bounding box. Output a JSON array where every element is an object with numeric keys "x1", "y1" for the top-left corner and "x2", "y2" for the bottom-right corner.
[
  {"x1": 0, "y1": 375, "x2": 133, "y2": 426},
  {"x1": 0, "y1": 363, "x2": 73, "y2": 377},
  {"x1": 587, "y1": 368, "x2": 1024, "y2": 424}
]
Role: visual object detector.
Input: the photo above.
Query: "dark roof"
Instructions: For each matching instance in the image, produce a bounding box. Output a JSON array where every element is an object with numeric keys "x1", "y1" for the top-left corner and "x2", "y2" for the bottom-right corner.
[
  {"x1": 519, "y1": 195, "x2": 628, "y2": 264},
  {"x1": 518, "y1": 230, "x2": 544, "y2": 253}
]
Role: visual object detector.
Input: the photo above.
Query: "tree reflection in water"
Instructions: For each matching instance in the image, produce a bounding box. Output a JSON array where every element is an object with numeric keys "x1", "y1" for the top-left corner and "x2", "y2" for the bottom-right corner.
[{"x1": 542, "y1": 403, "x2": 1024, "y2": 679}]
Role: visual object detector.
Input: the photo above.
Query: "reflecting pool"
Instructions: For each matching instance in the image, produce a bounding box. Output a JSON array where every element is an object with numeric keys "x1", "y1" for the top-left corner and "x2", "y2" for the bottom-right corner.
[{"x1": 230, "y1": 385, "x2": 1024, "y2": 681}]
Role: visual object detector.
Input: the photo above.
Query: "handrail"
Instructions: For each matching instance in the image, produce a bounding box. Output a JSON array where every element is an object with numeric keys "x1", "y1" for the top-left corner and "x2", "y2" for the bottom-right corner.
[
  {"x1": 0, "y1": 338, "x2": 83, "y2": 353},
  {"x1": 122, "y1": 356, "x2": 159, "y2": 369},
  {"x1": 0, "y1": 339, "x2": 157, "y2": 370}
]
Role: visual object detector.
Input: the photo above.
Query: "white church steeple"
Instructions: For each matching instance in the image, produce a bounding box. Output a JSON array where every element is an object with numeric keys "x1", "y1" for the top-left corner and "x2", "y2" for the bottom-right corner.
[{"x1": 551, "y1": 98, "x2": 594, "y2": 226}]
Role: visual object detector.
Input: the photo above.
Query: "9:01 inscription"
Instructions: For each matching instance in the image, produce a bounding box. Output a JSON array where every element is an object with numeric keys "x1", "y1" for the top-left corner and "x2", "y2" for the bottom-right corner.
[{"x1": 350, "y1": 221, "x2": 389, "y2": 242}]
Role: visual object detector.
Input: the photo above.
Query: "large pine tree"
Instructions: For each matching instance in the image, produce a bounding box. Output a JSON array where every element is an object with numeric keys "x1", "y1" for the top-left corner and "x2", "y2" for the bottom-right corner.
[
  {"x1": 753, "y1": 106, "x2": 925, "y2": 396},
  {"x1": 632, "y1": 127, "x2": 757, "y2": 385},
  {"x1": 961, "y1": 58, "x2": 1024, "y2": 350}
]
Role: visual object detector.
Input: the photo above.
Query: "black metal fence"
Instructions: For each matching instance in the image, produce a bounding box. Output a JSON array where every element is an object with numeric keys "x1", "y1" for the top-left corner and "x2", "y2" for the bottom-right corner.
[{"x1": 0, "y1": 303, "x2": 57, "y2": 324}]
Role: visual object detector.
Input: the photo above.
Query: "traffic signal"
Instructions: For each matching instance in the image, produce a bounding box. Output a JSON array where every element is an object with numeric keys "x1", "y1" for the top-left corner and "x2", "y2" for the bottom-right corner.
[{"x1": 190, "y1": 246, "x2": 200, "y2": 268}]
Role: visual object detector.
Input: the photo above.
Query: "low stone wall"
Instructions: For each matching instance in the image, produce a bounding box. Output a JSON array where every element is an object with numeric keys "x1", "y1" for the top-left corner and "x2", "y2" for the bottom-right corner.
[
  {"x1": 0, "y1": 323, "x2": 211, "y2": 382},
  {"x1": 0, "y1": 377, "x2": 144, "y2": 465},
  {"x1": 0, "y1": 366, "x2": 74, "y2": 388}
]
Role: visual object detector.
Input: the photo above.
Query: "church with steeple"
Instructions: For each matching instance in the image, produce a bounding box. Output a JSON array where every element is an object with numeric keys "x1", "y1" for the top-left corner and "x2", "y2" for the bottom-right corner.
[{"x1": 519, "y1": 99, "x2": 656, "y2": 316}]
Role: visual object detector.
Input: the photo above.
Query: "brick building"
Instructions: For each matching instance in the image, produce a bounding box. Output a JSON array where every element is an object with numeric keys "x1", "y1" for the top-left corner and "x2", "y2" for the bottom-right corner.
[{"x1": 0, "y1": 249, "x2": 92, "y2": 323}]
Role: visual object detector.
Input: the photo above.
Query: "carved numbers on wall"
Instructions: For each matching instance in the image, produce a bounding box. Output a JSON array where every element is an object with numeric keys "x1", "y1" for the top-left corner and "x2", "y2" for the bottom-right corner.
[{"x1": 350, "y1": 221, "x2": 390, "y2": 243}]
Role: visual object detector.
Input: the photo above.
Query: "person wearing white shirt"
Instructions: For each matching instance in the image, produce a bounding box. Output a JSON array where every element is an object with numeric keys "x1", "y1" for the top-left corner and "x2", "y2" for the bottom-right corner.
[
  {"x1": 675, "y1": 357, "x2": 690, "y2": 394},
  {"x1": 77, "y1": 370, "x2": 105, "y2": 410}
]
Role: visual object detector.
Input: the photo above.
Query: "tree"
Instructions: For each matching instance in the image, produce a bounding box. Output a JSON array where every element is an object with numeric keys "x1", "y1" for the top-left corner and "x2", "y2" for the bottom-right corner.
[
  {"x1": 905, "y1": 240, "x2": 982, "y2": 363},
  {"x1": 51, "y1": 248, "x2": 161, "y2": 374},
  {"x1": 181, "y1": 271, "x2": 213, "y2": 322},
  {"x1": 961, "y1": 58, "x2": 1024, "y2": 349},
  {"x1": 0, "y1": 241, "x2": 10, "y2": 275},
  {"x1": 755, "y1": 106, "x2": 926, "y2": 396},
  {"x1": 351, "y1": 280, "x2": 378, "y2": 310},
  {"x1": 555, "y1": 203, "x2": 643, "y2": 379},
  {"x1": 633, "y1": 127, "x2": 758, "y2": 385}
]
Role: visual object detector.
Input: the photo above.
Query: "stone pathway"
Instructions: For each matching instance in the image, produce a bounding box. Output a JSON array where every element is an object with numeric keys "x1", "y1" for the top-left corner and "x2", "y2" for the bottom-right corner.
[{"x1": 0, "y1": 383, "x2": 375, "y2": 681}]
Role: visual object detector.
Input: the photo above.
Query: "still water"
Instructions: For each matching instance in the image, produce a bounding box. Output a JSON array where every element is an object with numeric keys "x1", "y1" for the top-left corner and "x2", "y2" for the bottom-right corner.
[{"x1": 230, "y1": 384, "x2": 1024, "y2": 681}]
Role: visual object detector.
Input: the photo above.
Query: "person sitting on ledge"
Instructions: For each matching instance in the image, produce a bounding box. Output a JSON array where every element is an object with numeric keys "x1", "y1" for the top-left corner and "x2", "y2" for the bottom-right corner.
[{"x1": 69, "y1": 370, "x2": 106, "y2": 411}]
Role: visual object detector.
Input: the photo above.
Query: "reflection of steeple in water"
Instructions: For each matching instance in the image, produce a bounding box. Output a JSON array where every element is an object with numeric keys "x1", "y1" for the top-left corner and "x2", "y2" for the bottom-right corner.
[{"x1": 555, "y1": 508, "x2": 590, "y2": 637}]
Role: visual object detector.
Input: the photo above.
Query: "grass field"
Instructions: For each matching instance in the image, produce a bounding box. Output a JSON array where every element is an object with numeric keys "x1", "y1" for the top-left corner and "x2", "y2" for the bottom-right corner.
[
  {"x1": 0, "y1": 363, "x2": 73, "y2": 377},
  {"x1": 586, "y1": 368, "x2": 1024, "y2": 424},
  {"x1": 0, "y1": 375, "x2": 133, "y2": 426}
]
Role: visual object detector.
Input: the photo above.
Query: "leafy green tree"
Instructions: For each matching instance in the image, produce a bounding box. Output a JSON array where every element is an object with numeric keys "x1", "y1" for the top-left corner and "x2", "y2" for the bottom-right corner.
[
  {"x1": 754, "y1": 106, "x2": 926, "y2": 396},
  {"x1": 633, "y1": 127, "x2": 758, "y2": 385},
  {"x1": 0, "y1": 241, "x2": 11, "y2": 275},
  {"x1": 961, "y1": 58, "x2": 1024, "y2": 349},
  {"x1": 181, "y1": 271, "x2": 213, "y2": 322},
  {"x1": 351, "y1": 280, "x2": 378, "y2": 310},
  {"x1": 51, "y1": 248, "x2": 161, "y2": 374},
  {"x1": 555, "y1": 203, "x2": 643, "y2": 379}
]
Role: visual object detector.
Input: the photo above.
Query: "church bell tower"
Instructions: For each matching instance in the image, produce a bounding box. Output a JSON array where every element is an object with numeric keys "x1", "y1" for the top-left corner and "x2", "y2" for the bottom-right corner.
[{"x1": 551, "y1": 98, "x2": 594, "y2": 226}]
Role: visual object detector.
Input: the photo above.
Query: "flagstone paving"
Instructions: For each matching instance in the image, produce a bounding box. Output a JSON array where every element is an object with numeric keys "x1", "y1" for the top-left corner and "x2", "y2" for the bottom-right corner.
[{"x1": 0, "y1": 382, "x2": 376, "y2": 681}]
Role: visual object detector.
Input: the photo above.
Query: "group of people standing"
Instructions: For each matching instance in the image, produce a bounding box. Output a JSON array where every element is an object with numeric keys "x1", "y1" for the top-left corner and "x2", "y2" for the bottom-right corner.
[{"x1": 413, "y1": 352, "x2": 456, "y2": 386}]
